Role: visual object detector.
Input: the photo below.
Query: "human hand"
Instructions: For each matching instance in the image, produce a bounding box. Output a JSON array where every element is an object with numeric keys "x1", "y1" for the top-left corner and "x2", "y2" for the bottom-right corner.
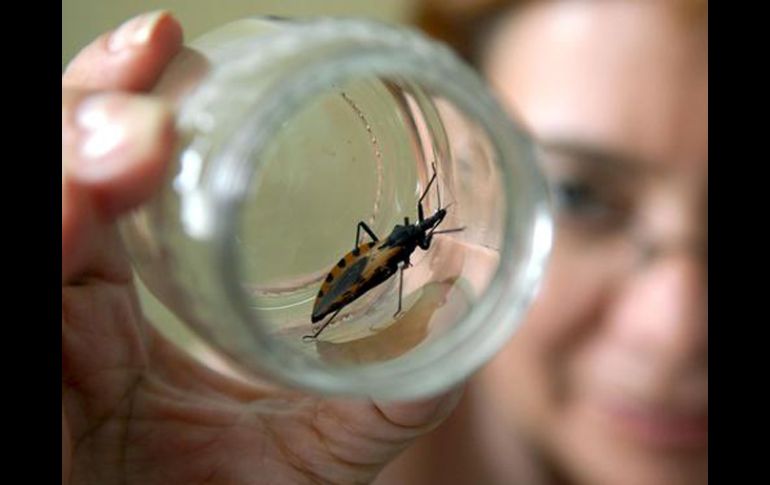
[{"x1": 62, "y1": 11, "x2": 462, "y2": 484}]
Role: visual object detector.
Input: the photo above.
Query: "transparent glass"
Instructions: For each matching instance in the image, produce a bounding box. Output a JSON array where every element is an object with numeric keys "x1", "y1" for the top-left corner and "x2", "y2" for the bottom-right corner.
[{"x1": 120, "y1": 17, "x2": 553, "y2": 399}]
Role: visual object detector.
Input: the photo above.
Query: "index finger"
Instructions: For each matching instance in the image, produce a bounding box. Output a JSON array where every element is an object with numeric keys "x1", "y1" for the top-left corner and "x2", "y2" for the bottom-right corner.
[{"x1": 62, "y1": 10, "x2": 183, "y2": 92}]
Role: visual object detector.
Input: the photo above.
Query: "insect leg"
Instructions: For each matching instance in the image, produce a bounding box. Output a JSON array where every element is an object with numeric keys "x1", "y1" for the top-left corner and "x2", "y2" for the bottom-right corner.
[
  {"x1": 394, "y1": 263, "x2": 405, "y2": 318},
  {"x1": 418, "y1": 163, "x2": 439, "y2": 222},
  {"x1": 355, "y1": 221, "x2": 380, "y2": 247},
  {"x1": 302, "y1": 307, "x2": 343, "y2": 341},
  {"x1": 418, "y1": 164, "x2": 438, "y2": 204}
]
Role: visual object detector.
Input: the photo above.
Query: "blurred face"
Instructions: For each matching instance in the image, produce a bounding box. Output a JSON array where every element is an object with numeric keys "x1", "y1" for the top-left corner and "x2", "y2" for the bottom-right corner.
[{"x1": 480, "y1": 2, "x2": 707, "y2": 484}]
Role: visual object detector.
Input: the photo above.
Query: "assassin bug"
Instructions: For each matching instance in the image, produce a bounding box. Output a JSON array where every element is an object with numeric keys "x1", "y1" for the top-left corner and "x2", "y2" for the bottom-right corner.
[{"x1": 303, "y1": 164, "x2": 463, "y2": 341}]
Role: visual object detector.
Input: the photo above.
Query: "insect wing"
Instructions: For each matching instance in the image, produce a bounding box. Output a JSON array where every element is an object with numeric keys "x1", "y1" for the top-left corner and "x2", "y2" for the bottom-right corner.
[
  {"x1": 312, "y1": 241, "x2": 377, "y2": 321},
  {"x1": 359, "y1": 244, "x2": 401, "y2": 282},
  {"x1": 313, "y1": 256, "x2": 370, "y2": 320}
]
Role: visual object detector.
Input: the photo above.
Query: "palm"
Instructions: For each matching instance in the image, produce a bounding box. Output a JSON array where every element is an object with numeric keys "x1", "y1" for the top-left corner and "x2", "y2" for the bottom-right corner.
[{"x1": 63, "y1": 226, "x2": 453, "y2": 484}]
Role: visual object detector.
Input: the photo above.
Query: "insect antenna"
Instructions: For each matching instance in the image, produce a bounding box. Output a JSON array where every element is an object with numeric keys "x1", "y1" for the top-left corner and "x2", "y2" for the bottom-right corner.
[{"x1": 432, "y1": 227, "x2": 466, "y2": 235}]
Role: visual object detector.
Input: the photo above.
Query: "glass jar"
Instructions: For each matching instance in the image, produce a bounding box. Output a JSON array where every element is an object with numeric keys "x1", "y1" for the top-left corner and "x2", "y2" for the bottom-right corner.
[{"x1": 120, "y1": 16, "x2": 552, "y2": 400}]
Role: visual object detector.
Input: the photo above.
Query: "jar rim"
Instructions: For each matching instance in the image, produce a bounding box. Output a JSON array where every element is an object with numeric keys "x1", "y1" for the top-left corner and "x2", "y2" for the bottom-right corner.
[{"x1": 194, "y1": 18, "x2": 552, "y2": 399}]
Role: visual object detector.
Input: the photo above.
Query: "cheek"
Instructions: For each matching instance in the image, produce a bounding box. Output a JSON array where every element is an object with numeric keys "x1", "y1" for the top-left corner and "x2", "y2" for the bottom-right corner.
[
  {"x1": 486, "y1": 238, "x2": 616, "y2": 424},
  {"x1": 517, "y1": 239, "x2": 612, "y2": 364}
]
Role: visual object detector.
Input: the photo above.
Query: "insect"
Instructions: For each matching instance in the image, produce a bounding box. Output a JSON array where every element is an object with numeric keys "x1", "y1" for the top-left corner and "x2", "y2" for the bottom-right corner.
[{"x1": 303, "y1": 164, "x2": 463, "y2": 341}]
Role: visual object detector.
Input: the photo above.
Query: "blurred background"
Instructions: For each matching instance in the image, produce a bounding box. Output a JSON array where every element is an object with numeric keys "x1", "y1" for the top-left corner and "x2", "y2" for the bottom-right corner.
[{"x1": 62, "y1": 0, "x2": 421, "y2": 70}]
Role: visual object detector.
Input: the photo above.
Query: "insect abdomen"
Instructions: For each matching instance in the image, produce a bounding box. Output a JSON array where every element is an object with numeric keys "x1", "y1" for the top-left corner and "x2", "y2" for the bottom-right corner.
[{"x1": 312, "y1": 242, "x2": 377, "y2": 322}]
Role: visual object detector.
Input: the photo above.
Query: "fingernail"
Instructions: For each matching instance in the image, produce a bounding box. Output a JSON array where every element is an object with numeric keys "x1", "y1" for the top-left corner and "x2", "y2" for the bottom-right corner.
[
  {"x1": 71, "y1": 94, "x2": 169, "y2": 181},
  {"x1": 107, "y1": 10, "x2": 168, "y2": 52}
]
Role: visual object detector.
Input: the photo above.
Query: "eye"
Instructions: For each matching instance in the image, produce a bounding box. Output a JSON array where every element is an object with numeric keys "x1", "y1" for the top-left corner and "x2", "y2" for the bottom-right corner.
[
  {"x1": 554, "y1": 180, "x2": 594, "y2": 210},
  {"x1": 550, "y1": 179, "x2": 627, "y2": 230},
  {"x1": 552, "y1": 180, "x2": 603, "y2": 213}
]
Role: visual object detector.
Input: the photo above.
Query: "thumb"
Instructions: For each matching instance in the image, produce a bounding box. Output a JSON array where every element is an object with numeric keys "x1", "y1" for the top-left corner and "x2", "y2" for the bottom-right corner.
[
  {"x1": 306, "y1": 385, "x2": 464, "y2": 480},
  {"x1": 372, "y1": 386, "x2": 465, "y2": 432}
]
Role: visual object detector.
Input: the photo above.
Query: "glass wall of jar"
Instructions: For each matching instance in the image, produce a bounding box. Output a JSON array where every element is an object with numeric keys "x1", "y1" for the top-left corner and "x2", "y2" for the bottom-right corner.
[{"x1": 120, "y1": 17, "x2": 553, "y2": 399}]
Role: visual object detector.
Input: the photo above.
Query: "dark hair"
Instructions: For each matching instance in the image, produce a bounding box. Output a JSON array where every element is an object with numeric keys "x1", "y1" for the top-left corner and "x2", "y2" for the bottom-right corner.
[{"x1": 412, "y1": 0, "x2": 521, "y2": 67}]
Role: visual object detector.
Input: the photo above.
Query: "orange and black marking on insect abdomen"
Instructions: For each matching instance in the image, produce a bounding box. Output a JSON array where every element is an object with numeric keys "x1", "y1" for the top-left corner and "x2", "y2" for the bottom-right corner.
[{"x1": 312, "y1": 241, "x2": 378, "y2": 323}]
